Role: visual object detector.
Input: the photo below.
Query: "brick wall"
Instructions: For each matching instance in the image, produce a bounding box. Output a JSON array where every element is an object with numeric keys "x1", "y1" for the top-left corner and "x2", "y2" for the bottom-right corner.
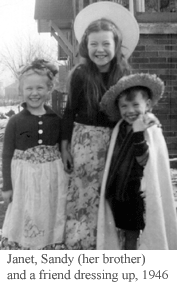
[{"x1": 130, "y1": 33, "x2": 177, "y2": 157}]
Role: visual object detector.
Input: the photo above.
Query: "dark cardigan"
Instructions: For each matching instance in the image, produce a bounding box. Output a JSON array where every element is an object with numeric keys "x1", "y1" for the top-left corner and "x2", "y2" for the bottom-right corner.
[
  {"x1": 2, "y1": 104, "x2": 61, "y2": 191},
  {"x1": 106, "y1": 120, "x2": 149, "y2": 231},
  {"x1": 61, "y1": 65, "x2": 116, "y2": 141}
]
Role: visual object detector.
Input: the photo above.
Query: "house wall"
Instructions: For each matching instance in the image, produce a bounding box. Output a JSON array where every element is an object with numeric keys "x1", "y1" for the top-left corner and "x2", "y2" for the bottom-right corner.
[
  {"x1": 130, "y1": 33, "x2": 177, "y2": 157},
  {"x1": 56, "y1": 32, "x2": 177, "y2": 157}
]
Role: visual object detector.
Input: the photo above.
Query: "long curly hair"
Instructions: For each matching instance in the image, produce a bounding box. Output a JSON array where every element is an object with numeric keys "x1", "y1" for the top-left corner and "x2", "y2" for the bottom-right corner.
[{"x1": 68, "y1": 19, "x2": 131, "y2": 118}]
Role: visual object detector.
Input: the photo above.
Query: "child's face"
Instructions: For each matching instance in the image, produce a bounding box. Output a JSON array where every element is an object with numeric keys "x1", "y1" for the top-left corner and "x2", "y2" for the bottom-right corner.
[
  {"x1": 87, "y1": 30, "x2": 115, "y2": 72},
  {"x1": 118, "y1": 91, "x2": 151, "y2": 125},
  {"x1": 22, "y1": 73, "x2": 50, "y2": 113}
]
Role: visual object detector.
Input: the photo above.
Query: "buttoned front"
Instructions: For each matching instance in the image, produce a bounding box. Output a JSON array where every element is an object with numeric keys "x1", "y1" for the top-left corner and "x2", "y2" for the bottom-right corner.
[
  {"x1": 2, "y1": 103, "x2": 62, "y2": 191},
  {"x1": 5, "y1": 104, "x2": 62, "y2": 151},
  {"x1": 38, "y1": 117, "x2": 43, "y2": 143}
]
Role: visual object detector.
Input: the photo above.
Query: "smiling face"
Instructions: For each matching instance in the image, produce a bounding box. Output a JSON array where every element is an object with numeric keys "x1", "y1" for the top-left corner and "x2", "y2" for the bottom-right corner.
[
  {"x1": 118, "y1": 90, "x2": 151, "y2": 125},
  {"x1": 22, "y1": 73, "x2": 51, "y2": 115},
  {"x1": 87, "y1": 30, "x2": 115, "y2": 72}
]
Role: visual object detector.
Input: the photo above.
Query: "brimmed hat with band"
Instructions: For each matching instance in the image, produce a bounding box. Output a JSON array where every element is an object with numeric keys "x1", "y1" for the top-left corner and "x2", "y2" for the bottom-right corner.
[
  {"x1": 74, "y1": 1, "x2": 139, "y2": 59},
  {"x1": 100, "y1": 73, "x2": 165, "y2": 121}
]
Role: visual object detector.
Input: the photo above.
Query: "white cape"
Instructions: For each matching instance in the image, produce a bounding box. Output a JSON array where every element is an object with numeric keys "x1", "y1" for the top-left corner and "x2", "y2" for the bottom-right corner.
[{"x1": 97, "y1": 121, "x2": 177, "y2": 250}]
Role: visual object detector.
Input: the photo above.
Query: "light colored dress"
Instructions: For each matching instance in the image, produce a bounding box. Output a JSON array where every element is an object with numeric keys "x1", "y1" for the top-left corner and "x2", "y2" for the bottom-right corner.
[
  {"x1": 1, "y1": 144, "x2": 67, "y2": 250},
  {"x1": 63, "y1": 122, "x2": 111, "y2": 250}
]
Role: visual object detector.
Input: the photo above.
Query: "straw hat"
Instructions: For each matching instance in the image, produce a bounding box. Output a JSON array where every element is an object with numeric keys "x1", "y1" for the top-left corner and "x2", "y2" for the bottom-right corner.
[
  {"x1": 100, "y1": 73, "x2": 165, "y2": 121},
  {"x1": 74, "y1": 1, "x2": 139, "y2": 59}
]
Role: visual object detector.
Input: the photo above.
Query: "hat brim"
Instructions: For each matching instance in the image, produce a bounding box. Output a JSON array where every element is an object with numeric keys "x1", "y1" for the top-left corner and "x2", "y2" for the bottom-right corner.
[
  {"x1": 100, "y1": 73, "x2": 165, "y2": 122},
  {"x1": 74, "y1": 1, "x2": 139, "y2": 59}
]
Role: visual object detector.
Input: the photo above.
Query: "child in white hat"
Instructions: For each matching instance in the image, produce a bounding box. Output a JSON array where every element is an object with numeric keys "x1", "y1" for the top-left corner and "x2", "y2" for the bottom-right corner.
[
  {"x1": 98, "y1": 73, "x2": 177, "y2": 250},
  {"x1": 61, "y1": 1, "x2": 140, "y2": 249}
]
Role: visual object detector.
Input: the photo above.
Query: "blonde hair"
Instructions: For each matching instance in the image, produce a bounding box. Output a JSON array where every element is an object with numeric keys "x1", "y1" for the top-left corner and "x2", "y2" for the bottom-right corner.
[{"x1": 19, "y1": 59, "x2": 58, "y2": 95}]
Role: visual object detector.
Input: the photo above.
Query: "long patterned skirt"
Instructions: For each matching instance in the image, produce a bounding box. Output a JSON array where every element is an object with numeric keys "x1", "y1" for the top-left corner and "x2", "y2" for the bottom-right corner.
[
  {"x1": 0, "y1": 144, "x2": 68, "y2": 250},
  {"x1": 64, "y1": 123, "x2": 112, "y2": 249}
]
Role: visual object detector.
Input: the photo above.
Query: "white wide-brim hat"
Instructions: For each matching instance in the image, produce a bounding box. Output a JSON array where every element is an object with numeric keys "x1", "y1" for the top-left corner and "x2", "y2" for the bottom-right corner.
[
  {"x1": 74, "y1": 1, "x2": 139, "y2": 59},
  {"x1": 100, "y1": 73, "x2": 165, "y2": 121}
]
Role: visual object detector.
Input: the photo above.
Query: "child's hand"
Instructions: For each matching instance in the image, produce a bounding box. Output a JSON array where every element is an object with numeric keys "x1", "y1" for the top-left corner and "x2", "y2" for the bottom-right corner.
[
  {"x1": 2, "y1": 190, "x2": 13, "y2": 204},
  {"x1": 146, "y1": 112, "x2": 161, "y2": 128},
  {"x1": 132, "y1": 114, "x2": 149, "y2": 132},
  {"x1": 133, "y1": 113, "x2": 160, "y2": 132},
  {"x1": 61, "y1": 148, "x2": 73, "y2": 174}
]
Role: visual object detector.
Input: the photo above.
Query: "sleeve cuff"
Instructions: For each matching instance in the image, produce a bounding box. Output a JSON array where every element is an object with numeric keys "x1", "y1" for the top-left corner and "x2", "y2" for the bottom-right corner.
[
  {"x1": 133, "y1": 132, "x2": 149, "y2": 157},
  {"x1": 132, "y1": 131, "x2": 145, "y2": 144}
]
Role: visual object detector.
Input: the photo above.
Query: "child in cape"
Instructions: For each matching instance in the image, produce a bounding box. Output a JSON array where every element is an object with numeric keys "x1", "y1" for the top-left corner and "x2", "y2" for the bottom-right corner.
[
  {"x1": 0, "y1": 59, "x2": 67, "y2": 250},
  {"x1": 98, "y1": 73, "x2": 177, "y2": 250}
]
